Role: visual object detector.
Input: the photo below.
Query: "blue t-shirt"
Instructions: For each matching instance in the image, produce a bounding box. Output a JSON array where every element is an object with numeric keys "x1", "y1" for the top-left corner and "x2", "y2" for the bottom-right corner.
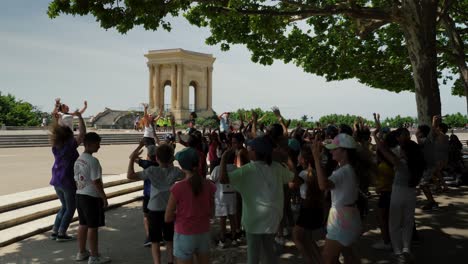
[{"x1": 138, "y1": 159, "x2": 159, "y2": 197}]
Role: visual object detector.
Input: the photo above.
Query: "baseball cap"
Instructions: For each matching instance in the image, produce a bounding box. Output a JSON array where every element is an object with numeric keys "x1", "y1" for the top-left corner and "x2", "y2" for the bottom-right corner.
[
  {"x1": 288, "y1": 138, "x2": 301, "y2": 152},
  {"x1": 175, "y1": 147, "x2": 199, "y2": 170},
  {"x1": 325, "y1": 133, "x2": 357, "y2": 150},
  {"x1": 246, "y1": 136, "x2": 273, "y2": 156}
]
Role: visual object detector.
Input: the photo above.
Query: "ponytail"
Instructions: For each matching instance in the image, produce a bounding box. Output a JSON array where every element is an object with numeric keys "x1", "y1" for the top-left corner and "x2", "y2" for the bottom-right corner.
[{"x1": 189, "y1": 167, "x2": 204, "y2": 197}]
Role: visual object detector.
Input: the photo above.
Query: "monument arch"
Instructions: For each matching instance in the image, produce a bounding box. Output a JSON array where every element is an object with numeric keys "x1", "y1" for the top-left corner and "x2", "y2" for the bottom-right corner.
[{"x1": 145, "y1": 49, "x2": 215, "y2": 123}]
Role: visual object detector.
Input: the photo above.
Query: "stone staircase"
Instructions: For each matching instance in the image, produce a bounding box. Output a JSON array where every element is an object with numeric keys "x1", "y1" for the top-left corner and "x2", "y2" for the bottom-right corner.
[
  {"x1": 0, "y1": 133, "x2": 169, "y2": 148},
  {"x1": 0, "y1": 174, "x2": 143, "y2": 247}
]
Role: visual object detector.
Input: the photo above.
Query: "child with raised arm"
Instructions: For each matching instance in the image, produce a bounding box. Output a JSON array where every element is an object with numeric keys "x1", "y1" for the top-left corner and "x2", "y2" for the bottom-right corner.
[
  {"x1": 210, "y1": 150, "x2": 238, "y2": 248},
  {"x1": 219, "y1": 137, "x2": 294, "y2": 264},
  {"x1": 49, "y1": 110, "x2": 86, "y2": 242},
  {"x1": 74, "y1": 132, "x2": 110, "y2": 264},
  {"x1": 128, "y1": 143, "x2": 184, "y2": 264},
  {"x1": 53, "y1": 98, "x2": 87, "y2": 131}
]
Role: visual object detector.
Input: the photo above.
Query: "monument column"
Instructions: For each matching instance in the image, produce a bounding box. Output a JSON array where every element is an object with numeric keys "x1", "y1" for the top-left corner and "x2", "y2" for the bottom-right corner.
[
  {"x1": 207, "y1": 66, "x2": 213, "y2": 110},
  {"x1": 171, "y1": 64, "x2": 177, "y2": 109},
  {"x1": 177, "y1": 64, "x2": 183, "y2": 109},
  {"x1": 153, "y1": 64, "x2": 160, "y2": 111},
  {"x1": 148, "y1": 64, "x2": 155, "y2": 109}
]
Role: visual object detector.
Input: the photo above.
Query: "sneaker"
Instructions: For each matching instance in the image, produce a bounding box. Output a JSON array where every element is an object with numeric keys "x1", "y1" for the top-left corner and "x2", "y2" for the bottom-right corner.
[
  {"x1": 76, "y1": 250, "x2": 90, "y2": 261},
  {"x1": 217, "y1": 240, "x2": 226, "y2": 249},
  {"x1": 143, "y1": 238, "x2": 151, "y2": 247},
  {"x1": 422, "y1": 202, "x2": 439, "y2": 211},
  {"x1": 231, "y1": 239, "x2": 237, "y2": 247},
  {"x1": 88, "y1": 255, "x2": 111, "y2": 264},
  {"x1": 275, "y1": 236, "x2": 285, "y2": 246},
  {"x1": 56, "y1": 234, "x2": 74, "y2": 242},
  {"x1": 50, "y1": 233, "x2": 58, "y2": 241},
  {"x1": 371, "y1": 241, "x2": 392, "y2": 250}
]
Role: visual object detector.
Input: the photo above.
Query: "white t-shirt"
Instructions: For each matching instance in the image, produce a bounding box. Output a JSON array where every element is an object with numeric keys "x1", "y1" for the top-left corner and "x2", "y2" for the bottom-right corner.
[
  {"x1": 298, "y1": 170, "x2": 308, "y2": 199},
  {"x1": 329, "y1": 164, "x2": 358, "y2": 208},
  {"x1": 137, "y1": 166, "x2": 184, "y2": 211},
  {"x1": 143, "y1": 125, "x2": 155, "y2": 138},
  {"x1": 59, "y1": 113, "x2": 74, "y2": 131},
  {"x1": 210, "y1": 164, "x2": 237, "y2": 205},
  {"x1": 219, "y1": 116, "x2": 230, "y2": 133},
  {"x1": 74, "y1": 153, "x2": 102, "y2": 198}
]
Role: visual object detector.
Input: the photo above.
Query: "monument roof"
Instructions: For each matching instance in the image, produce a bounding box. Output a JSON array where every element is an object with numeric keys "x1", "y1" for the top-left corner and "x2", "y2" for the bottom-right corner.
[{"x1": 145, "y1": 48, "x2": 215, "y2": 65}]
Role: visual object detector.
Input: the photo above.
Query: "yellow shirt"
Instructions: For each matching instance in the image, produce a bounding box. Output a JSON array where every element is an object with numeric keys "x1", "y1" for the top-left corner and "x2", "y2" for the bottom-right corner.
[{"x1": 375, "y1": 162, "x2": 394, "y2": 193}]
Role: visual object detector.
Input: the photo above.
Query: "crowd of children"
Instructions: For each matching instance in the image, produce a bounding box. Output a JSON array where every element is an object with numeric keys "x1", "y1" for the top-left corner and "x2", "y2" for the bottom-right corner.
[{"x1": 48, "y1": 99, "x2": 465, "y2": 264}]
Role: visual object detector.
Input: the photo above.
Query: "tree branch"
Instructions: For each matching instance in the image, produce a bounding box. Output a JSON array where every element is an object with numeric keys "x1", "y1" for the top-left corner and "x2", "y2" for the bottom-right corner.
[{"x1": 214, "y1": 4, "x2": 396, "y2": 23}]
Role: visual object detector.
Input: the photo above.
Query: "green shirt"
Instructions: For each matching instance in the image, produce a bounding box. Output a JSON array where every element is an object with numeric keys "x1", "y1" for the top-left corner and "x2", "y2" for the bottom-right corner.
[{"x1": 228, "y1": 161, "x2": 293, "y2": 234}]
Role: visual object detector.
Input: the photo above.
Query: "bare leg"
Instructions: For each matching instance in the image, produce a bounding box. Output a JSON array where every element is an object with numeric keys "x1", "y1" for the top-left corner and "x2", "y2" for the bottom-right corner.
[
  {"x1": 323, "y1": 239, "x2": 343, "y2": 264},
  {"x1": 144, "y1": 214, "x2": 150, "y2": 238},
  {"x1": 342, "y1": 246, "x2": 360, "y2": 264},
  {"x1": 196, "y1": 253, "x2": 210, "y2": 264},
  {"x1": 151, "y1": 242, "x2": 161, "y2": 264},
  {"x1": 77, "y1": 225, "x2": 88, "y2": 253},
  {"x1": 166, "y1": 241, "x2": 174, "y2": 263},
  {"x1": 228, "y1": 214, "x2": 237, "y2": 238},
  {"x1": 293, "y1": 225, "x2": 314, "y2": 264},
  {"x1": 88, "y1": 228, "x2": 99, "y2": 257},
  {"x1": 377, "y1": 208, "x2": 391, "y2": 243},
  {"x1": 219, "y1": 216, "x2": 227, "y2": 241}
]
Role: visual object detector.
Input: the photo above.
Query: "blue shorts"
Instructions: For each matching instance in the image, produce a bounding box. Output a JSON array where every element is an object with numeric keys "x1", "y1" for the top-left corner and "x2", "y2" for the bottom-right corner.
[
  {"x1": 174, "y1": 232, "x2": 210, "y2": 260},
  {"x1": 326, "y1": 206, "x2": 361, "y2": 247}
]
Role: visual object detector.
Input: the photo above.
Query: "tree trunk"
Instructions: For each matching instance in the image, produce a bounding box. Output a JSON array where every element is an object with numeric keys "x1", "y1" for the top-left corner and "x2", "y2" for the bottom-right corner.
[{"x1": 401, "y1": 0, "x2": 441, "y2": 125}]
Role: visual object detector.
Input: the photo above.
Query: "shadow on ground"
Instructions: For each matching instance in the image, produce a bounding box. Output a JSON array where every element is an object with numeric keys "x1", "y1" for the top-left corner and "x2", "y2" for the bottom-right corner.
[{"x1": 1, "y1": 187, "x2": 468, "y2": 264}]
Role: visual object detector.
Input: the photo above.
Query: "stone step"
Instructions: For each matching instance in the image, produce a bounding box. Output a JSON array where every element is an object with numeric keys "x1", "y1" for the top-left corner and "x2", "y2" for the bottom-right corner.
[
  {"x1": 0, "y1": 191, "x2": 143, "y2": 247},
  {"x1": 0, "y1": 181, "x2": 143, "y2": 231}
]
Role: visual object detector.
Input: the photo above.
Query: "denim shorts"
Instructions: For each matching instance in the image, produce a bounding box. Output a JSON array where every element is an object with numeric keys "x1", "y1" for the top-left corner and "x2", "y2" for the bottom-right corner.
[{"x1": 174, "y1": 232, "x2": 210, "y2": 260}]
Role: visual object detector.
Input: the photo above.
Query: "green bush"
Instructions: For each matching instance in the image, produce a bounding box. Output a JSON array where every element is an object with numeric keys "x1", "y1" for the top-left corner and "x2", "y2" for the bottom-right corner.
[
  {"x1": 443, "y1": 113, "x2": 468, "y2": 128},
  {"x1": 0, "y1": 92, "x2": 44, "y2": 126},
  {"x1": 382, "y1": 115, "x2": 416, "y2": 128}
]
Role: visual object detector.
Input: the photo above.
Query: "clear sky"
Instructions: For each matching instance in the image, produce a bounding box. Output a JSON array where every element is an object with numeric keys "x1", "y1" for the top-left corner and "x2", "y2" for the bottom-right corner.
[{"x1": 1, "y1": 0, "x2": 465, "y2": 121}]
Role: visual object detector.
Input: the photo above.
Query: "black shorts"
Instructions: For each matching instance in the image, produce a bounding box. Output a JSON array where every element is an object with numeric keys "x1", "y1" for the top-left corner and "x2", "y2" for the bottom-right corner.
[
  {"x1": 296, "y1": 207, "x2": 324, "y2": 230},
  {"x1": 142, "y1": 196, "x2": 150, "y2": 214},
  {"x1": 76, "y1": 194, "x2": 105, "y2": 228},
  {"x1": 148, "y1": 210, "x2": 174, "y2": 243},
  {"x1": 143, "y1": 137, "x2": 155, "y2": 146},
  {"x1": 378, "y1": 191, "x2": 391, "y2": 209}
]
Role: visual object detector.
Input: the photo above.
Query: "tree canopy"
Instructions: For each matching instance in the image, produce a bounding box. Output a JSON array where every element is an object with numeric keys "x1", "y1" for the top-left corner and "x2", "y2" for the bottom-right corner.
[
  {"x1": 48, "y1": 0, "x2": 467, "y2": 124},
  {"x1": 0, "y1": 92, "x2": 44, "y2": 126}
]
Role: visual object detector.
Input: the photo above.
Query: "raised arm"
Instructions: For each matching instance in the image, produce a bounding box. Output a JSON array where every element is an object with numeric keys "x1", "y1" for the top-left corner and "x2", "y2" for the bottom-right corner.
[
  {"x1": 75, "y1": 111, "x2": 86, "y2": 145},
  {"x1": 127, "y1": 140, "x2": 145, "y2": 180},
  {"x1": 52, "y1": 98, "x2": 61, "y2": 122},
  {"x1": 372, "y1": 112, "x2": 399, "y2": 167},
  {"x1": 251, "y1": 111, "x2": 258, "y2": 138},
  {"x1": 311, "y1": 138, "x2": 335, "y2": 191},
  {"x1": 78, "y1": 100, "x2": 87, "y2": 115},
  {"x1": 272, "y1": 106, "x2": 289, "y2": 137},
  {"x1": 219, "y1": 149, "x2": 234, "y2": 184}
]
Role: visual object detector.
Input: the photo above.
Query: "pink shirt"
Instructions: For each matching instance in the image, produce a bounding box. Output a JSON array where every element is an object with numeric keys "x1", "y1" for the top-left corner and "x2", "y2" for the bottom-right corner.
[{"x1": 170, "y1": 179, "x2": 216, "y2": 235}]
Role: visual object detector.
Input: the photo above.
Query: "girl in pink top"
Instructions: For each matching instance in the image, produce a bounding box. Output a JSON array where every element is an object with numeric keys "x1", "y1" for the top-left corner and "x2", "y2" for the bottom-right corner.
[{"x1": 165, "y1": 147, "x2": 216, "y2": 264}]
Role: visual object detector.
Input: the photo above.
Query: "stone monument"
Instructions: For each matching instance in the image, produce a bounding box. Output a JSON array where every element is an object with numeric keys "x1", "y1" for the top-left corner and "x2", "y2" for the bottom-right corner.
[{"x1": 145, "y1": 48, "x2": 215, "y2": 123}]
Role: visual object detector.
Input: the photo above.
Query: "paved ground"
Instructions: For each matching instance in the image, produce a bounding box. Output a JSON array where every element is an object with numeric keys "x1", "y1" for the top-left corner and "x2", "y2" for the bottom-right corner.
[
  {"x1": 1, "y1": 186, "x2": 468, "y2": 264},
  {"x1": 1, "y1": 130, "x2": 468, "y2": 263}
]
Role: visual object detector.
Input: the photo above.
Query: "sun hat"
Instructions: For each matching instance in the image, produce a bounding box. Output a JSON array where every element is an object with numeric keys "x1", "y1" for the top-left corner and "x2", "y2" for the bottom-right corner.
[{"x1": 325, "y1": 133, "x2": 357, "y2": 150}]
